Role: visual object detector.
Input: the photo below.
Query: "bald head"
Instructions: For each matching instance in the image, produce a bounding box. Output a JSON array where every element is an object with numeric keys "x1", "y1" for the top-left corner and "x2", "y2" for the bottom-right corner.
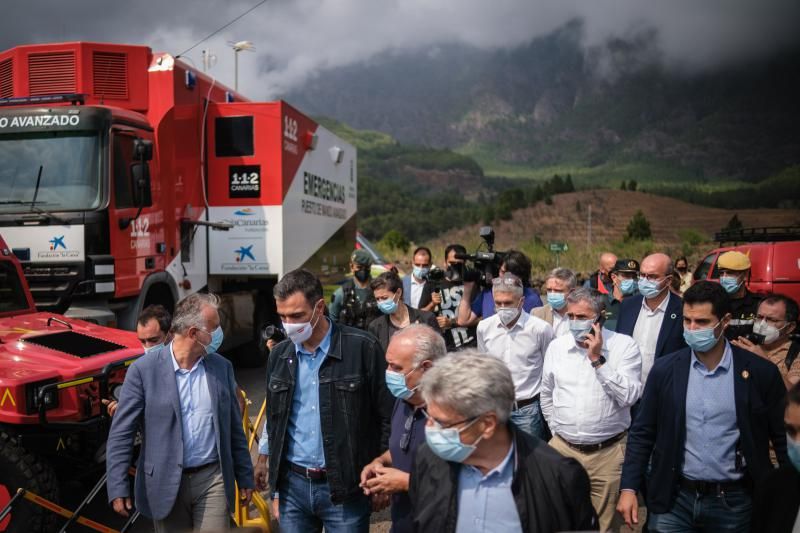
[
  {"x1": 389, "y1": 324, "x2": 447, "y2": 366},
  {"x1": 599, "y1": 252, "x2": 618, "y2": 275},
  {"x1": 641, "y1": 253, "x2": 673, "y2": 278}
]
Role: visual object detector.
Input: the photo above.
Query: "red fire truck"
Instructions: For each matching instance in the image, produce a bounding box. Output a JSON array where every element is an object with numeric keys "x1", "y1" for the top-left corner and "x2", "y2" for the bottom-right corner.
[
  {"x1": 0, "y1": 42, "x2": 357, "y2": 365},
  {"x1": 0, "y1": 234, "x2": 142, "y2": 532}
]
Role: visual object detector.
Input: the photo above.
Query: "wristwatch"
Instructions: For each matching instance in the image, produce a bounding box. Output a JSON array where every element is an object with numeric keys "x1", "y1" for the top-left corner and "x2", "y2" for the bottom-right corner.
[{"x1": 591, "y1": 355, "x2": 606, "y2": 369}]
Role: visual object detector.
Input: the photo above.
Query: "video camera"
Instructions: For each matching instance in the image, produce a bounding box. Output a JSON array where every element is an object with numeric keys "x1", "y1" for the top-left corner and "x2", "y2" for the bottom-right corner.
[
  {"x1": 261, "y1": 324, "x2": 286, "y2": 345},
  {"x1": 454, "y1": 226, "x2": 507, "y2": 289}
]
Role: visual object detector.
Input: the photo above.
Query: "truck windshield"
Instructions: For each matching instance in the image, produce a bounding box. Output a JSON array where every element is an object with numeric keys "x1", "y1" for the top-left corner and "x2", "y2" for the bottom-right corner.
[
  {"x1": 0, "y1": 260, "x2": 30, "y2": 314},
  {"x1": 0, "y1": 131, "x2": 101, "y2": 213}
]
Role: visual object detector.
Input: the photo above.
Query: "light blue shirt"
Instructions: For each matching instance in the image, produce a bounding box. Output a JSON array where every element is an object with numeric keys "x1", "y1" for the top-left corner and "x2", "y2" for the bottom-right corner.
[
  {"x1": 171, "y1": 343, "x2": 217, "y2": 468},
  {"x1": 456, "y1": 441, "x2": 522, "y2": 533},
  {"x1": 683, "y1": 341, "x2": 741, "y2": 481},
  {"x1": 283, "y1": 319, "x2": 332, "y2": 468}
]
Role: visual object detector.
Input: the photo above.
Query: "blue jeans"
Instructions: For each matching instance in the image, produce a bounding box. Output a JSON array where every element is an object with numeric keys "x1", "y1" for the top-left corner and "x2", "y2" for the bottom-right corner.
[
  {"x1": 278, "y1": 469, "x2": 371, "y2": 533},
  {"x1": 649, "y1": 486, "x2": 751, "y2": 532},
  {"x1": 510, "y1": 399, "x2": 548, "y2": 441}
]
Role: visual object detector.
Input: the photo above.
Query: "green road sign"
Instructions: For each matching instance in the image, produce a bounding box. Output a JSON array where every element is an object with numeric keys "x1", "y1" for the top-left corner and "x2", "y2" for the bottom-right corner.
[{"x1": 549, "y1": 242, "x2": 569, "y2": 253}]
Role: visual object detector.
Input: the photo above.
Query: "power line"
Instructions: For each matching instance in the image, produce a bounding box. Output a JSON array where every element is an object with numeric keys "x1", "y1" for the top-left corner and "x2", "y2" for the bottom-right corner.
[{"x1": 175, "y1": 0, "x2": 268, "y2": 59}]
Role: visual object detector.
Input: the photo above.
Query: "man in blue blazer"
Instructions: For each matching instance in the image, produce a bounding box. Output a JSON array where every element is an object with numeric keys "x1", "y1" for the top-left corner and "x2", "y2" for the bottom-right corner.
[
  {"x1": 616, "y1": 253, "x2": 686, "y2": 385},
  {"x1": 106, "y1": 293, "x2": 254, "y2": 532},
  {"x1": 617, "y1": 281, "x2": 787, "y2": 532}
]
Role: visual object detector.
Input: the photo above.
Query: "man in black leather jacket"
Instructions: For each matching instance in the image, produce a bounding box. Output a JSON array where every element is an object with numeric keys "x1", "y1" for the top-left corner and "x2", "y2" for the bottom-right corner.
[{"x1": 254, "y1": 269, "x2": 393, "y2": 532}]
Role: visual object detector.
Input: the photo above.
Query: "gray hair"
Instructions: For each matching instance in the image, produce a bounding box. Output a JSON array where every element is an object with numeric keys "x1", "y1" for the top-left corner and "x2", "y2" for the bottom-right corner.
[
  {"x1": 546, "y1": 267, "x2": 577, "y2": 289},
  {"x1": 491, "y1": 272, "x2": 524, "y2": 298},
  {"x1": 420, "y1": 350, "x2": 514, "y2": 423},
  {"x1": 565, "y1": 287, "x2": 606, "y2": 314},
  {"x1": 171, "y1": 292, "x2": 220, "y2": 334},
  {"x1": 391, "y1": 324, "x2": 447, "y2": 365}
]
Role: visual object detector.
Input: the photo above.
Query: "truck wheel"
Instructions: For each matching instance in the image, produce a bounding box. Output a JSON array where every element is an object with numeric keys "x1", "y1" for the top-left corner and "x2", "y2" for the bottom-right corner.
[{"x1": 0, "y1": 432, "x2": 59, "y2": 533}]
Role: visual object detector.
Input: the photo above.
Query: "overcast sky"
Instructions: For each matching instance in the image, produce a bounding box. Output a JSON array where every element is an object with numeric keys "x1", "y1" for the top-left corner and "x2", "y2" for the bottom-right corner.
[{"x1": 2, "y1": 0, "x2": 798, "y2": 99}]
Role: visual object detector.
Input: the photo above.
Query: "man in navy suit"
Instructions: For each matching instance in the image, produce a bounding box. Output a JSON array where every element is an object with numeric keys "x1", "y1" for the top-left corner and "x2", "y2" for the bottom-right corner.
[
  {"x1": 617, "y1": 281, "x2": 787, "y2": 532},
  {"x1": 616, "y1": 253, "x2": 686, "y2": 385},
  {"x1": 106, "y1": 293, "x2": 254, "y2": 531}
]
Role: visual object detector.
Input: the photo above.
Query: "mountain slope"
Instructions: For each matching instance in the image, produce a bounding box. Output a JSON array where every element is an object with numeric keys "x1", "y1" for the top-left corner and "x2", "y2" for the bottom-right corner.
[{"x1": 286, "y1": 23, "x2": 800, "y2": 185}]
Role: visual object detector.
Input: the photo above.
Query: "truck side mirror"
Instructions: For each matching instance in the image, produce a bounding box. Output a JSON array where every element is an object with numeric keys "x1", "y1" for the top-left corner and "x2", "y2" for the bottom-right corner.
[
  {"x1": 133, "y1": 139, "x2": 153, "y2": 161},
  {"x1": 130, "y1": 163, "x2": 151, "y2": 207}
]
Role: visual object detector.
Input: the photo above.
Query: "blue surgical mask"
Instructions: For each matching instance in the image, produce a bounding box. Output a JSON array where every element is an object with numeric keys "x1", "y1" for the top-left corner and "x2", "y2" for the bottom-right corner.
[
  {"x1": 787, "y1": 434, "x2": 800, "y2": 473},
  {"x1": 720, "y1": 275, "x2": 743, "y2": 295},
  {"x1": 378, "y1": 293, "x2": 399, "y2": 315},
  {"x1": 413, "y1": 266, "x2": 430, "y2": 280},
  {"x1": 683, "y1": 322, "x2": 721, "y2": 353},
  {"x1": 569, "y1": 318, "x2": 595, "y2": 342},
  {"x1": 637, "y1": 278, "x2": 665, "y2": 299},
  {"x1": 547, "y1": 292, "x2": 566, "y2": 310},
  {"x1": 425, "y1": 417, "x2": 483, "y2": 463},
  {"x1": 385, "y1": 365, "x2": 420, "y2": 400},
  {"x1": 197, "y1": 326, "x2": 224, "y2": 355},
  {"x1": 620, "y1": 278, "x2": 636, "y2": 295},
  {"x1": 144, "y1": 343, "x2": 164, "y2": 354}
]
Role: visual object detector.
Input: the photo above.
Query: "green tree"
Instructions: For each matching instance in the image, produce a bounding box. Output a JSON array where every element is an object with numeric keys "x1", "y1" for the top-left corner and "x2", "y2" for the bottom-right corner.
[
  {"x1": 380, "y1": 229, "x2": 410, "y2": 254},
  {"x1": 620, "y1": 181, "x2": 627, "y2": 191},
  {"x1": 564, "y1": 174, "x2": 575, "y2": 192},
  {"x1": 625, "y1": 210, "x2": 652, "y2": 241},
  {"x1": 724, "y1": 214, "x2": 743, "y2": 232},
  {"x1": 628, "y1": 180, "x2": 638, "y2": 192}
]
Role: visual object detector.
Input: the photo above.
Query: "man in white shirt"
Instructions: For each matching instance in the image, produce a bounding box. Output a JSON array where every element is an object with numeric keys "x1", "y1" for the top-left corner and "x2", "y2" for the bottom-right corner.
[
  {"x1": 541, "y1": 287, "x2": 643, "y2": 532},
  {"x1": 616, "y1": 253, "x2": 686, "y2": 386},
  {"x1": 533, "y1": 267, "x2": 575, "y2": 338},
  {"x1": 478, "y1": 273, "x2": 555, "y2": 440}
]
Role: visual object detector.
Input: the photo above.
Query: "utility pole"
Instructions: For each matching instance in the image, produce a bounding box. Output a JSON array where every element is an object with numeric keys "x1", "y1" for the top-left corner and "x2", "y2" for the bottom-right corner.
[{"x1": 230, "y1": 41, "x2": 254, "y2": 92}]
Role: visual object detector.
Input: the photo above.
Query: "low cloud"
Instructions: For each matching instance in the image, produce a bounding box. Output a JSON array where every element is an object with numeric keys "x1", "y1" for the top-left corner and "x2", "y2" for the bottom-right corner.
[{"x1": 2, "y1": 0, "x2": 798, "y2": 99}]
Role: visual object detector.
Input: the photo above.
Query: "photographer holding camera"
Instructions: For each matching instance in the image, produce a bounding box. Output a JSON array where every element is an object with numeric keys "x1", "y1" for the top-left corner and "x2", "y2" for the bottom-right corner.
[
  {"x1": 732, "y1": 293, "x2": 799, "y2": 389},
  {"x1": 418, "y1": 244, "x2": 478, "y2": 352},
  {"x1": 456, "y1": 248, "x2": 542, "y2": 328}
]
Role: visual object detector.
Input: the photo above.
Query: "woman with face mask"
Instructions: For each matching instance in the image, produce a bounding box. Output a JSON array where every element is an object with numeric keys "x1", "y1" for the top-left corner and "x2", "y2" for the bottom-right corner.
[
  {"x1": 674, "y1": 256, "x2": 693, "y2": 295},
  {"x1": 367, "y1": 271, "x2": 441, "y2": 353}
]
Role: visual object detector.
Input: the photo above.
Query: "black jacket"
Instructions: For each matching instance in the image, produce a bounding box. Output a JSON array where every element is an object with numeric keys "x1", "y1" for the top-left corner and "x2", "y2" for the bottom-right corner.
[
  {"x1": 367, "y1": 307, "x2": 441, "y2": 352},
  {"x1": 751, "y1": 464, "x2": 800, "y2": 533},
  {"x1": 616, "y1": 292, "x2": 686, "y2": 359},
  {"x1": 620, "y1": 345, "x2": 787, "y2": 513},
  {"x1": 408, "y1": 427, "x2": 597, "y2": 533},
  {"x1": 265, "y1": 321, "x2": 394, "y2": 503}
]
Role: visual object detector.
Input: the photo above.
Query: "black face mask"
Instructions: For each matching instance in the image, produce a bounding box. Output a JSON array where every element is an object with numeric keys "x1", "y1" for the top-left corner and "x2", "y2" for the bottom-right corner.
[
  {"x1": 446, "y1": 263, "x2": 464, "y2": 283},
  {"x1": 354, "y1": 269, "x2": 370, "y2": 283},
  {"x1": 676, "y1": 266, "x2": 687, "y2": 273}
]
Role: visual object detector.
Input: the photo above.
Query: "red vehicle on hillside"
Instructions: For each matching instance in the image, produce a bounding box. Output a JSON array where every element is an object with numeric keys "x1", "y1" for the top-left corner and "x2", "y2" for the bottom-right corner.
[
  {"x1": 0, "y1": 234, "x2": 142, "y2": 533},
  {"x1": 693, "y1": 227, "x2": 800, "y2": 302},
  {"x1": 0, "y1": 41, "x2": 357, "y2": 366}
]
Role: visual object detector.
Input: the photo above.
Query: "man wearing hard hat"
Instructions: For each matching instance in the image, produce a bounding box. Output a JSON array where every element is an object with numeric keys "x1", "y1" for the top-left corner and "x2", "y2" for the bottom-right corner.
[{"x1": 717, "y1": 250, "x2": 761, "y2": 341}]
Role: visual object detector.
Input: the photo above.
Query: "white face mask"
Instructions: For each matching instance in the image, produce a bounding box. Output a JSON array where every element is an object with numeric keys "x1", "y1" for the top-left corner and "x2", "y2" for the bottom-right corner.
[
  {"x1": 496, "y1": 306, "x2": 521, "y2": 327},
  {"x1": 753, "y1": 319, "x2": 787, "y2": 345},
  {"x1": 282, "y1": 302, "x2": 323, "y2": 345}
]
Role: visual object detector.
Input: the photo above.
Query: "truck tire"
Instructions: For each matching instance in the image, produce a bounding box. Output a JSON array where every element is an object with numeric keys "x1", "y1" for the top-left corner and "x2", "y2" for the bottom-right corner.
[{"x1": 0, "y1": 431, "x2": 59, "y2": 533}]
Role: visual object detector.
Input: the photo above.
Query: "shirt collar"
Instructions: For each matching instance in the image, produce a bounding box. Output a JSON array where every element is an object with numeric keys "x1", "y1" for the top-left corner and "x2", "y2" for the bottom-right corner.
[
  {"x1": 295, "y1": 317, "x2": 333, "y2": 357},
  {"x1": 641, "y1": 291, "x2": 670, "y2": 315},
  {"x1": 483, "y1": 440, "x2": 516, "y2": 480},
  {"x1": 170, "y1": 341, "x2": 204, "y2": 373},
  {"x1": 411, "y1": 276, "x2": 425, "y2": 286},
  {"x1": 691, "y1": 339, "x2": 733, "y2": 373}
]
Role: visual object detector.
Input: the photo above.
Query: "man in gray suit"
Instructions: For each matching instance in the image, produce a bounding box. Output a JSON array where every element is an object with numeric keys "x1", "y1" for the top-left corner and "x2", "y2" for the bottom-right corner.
[{"x1": 106, "y1": 293, "x2": 254, "y2": 531}]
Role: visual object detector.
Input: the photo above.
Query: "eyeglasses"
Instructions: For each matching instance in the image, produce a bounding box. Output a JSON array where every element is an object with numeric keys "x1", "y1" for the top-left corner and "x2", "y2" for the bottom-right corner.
[
  {"x1": 755, "y1": 315, "x2": 787, "y2": 327},
  {"x1": 491, "y1": 275, "x2": 522, "y2": 287},
  {"x1": 638, "y1": 273, "x2": 668, "y2": 282},
  {"x1": 420, "y1": 407, "x2": 478, "y2": 430}
]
